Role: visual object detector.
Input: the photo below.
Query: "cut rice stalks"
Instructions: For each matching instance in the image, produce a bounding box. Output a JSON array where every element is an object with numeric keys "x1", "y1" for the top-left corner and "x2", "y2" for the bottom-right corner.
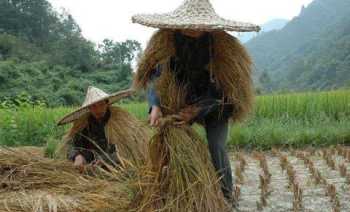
[
  {"x1": 0, "y1": 148, "x2": 135, "y2": 212},
  {"x1": 133, "y1": 116, "x2": 229, "y2": 212}
]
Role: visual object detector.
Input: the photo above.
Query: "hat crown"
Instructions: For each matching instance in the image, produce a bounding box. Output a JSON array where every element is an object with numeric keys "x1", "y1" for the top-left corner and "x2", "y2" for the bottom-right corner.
[
  {"x1": 82, "y1": 86, "x2": 109, "y2": 107},
  {"x1": 174, "y1": 0, "x2": 216, "y2": 17}
]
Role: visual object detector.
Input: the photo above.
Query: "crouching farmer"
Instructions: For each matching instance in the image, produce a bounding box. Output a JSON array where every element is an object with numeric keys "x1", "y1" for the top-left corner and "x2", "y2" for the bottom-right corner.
[{"x1": 57, "y1": 86, "x2": 149, "y2": 169}]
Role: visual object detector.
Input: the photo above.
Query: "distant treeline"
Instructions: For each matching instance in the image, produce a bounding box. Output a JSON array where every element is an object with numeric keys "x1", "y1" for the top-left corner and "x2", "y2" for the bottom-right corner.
[{"x1": 0, "y1": 0, "x2": 142, "y2": 106}]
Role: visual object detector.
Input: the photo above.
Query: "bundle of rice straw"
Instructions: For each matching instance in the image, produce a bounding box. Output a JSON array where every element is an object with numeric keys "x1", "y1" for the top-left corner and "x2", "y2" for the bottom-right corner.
[
  {"x1": 132, "y1": 71, "x2": 229, "y2": 212},
  {"x1": 0, "y1": 148, "x2": 135, "y2": 212},
  {"x1": 133, "y1": 122, "x2": 229, "y2": 212}
]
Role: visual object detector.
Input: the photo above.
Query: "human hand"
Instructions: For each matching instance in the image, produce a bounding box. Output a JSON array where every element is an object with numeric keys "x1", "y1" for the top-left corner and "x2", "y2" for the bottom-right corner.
[
  {"x1": 149, "y1": 106, "x2": 163, "y2": 127},
  {"x1": 74, "y1": 154, "x2": 86, "y2": 172},
  {"x1": 174, "y1": 105, "x2": 200, "y2": 125}
]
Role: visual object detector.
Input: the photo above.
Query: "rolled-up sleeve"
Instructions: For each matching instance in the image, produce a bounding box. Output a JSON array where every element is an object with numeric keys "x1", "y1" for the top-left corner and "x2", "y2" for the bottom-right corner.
[
  {"x1": 147, "y1": 86, "x2": 161, "y2": 112},
  {"x1": 147, "y1": 65, "x2": 162, "y2": 113}
]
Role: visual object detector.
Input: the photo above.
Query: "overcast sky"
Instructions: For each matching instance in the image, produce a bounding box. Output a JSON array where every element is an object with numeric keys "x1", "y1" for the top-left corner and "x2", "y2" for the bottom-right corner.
[{"x1": 49, "y1": 0, "x2": 313, "y2": 47}]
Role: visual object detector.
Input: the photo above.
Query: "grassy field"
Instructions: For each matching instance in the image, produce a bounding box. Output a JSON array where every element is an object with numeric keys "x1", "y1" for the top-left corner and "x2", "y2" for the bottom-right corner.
[{"x1": 0, "y1": 90, "x2": 349, "y2": 150}]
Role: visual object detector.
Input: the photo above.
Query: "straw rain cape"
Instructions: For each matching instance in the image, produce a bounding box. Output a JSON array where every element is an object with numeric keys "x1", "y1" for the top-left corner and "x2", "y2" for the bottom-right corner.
[{"x1": 133, "y1": 29, "x2": 255, "y2": 122}]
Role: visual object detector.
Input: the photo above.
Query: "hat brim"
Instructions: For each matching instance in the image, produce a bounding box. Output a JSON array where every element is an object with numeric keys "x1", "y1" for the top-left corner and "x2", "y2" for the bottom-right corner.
[
  {"x1": 57, "y1": 89, "x2": 135, "y2": 126},
  {"x1": 132, "y1": 14, "x2": 261, "y2": 32}
]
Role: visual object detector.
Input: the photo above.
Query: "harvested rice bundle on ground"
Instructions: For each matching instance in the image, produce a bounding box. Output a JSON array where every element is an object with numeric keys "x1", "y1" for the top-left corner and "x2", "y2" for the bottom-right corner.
[
  {"x1": 0, "y1": 148, "x2": 135, "y2": 212},
  {"x1": 134, "y1": 122, "x2": 229, "y2": 212},
  {"x1": 132, "y1": 71, "x2": 229, "y2": 212},
  {"x1": 0, "y1": 190, "x2": 131, "y2": 212}
]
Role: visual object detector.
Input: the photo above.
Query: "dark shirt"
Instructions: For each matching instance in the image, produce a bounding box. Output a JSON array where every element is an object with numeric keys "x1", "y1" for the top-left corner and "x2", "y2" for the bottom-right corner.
[
  {"x1": 68, "y1": 109, "x2": 117, "y2": 164},
  {"x1": 148, "y1": 32, "x2": 233, "y2": 122}
]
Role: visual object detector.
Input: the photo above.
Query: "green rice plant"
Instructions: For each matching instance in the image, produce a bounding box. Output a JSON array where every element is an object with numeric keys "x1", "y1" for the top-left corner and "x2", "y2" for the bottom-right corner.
[
  {"x1": 254, "y1": 90, "x2": 350, "y2": 120},
  {"x1": 119, "y1": 102, "x2": 148, "y2": 120},
  {"x1": 1, "y1": 90, "x2": 349, "y2": 149},
  {"x1": 228, "y1": 117, "x2": 350, "y2": 150},
  {"x1": 0, "y1": 107, "x2": 71, "y2": 146}
]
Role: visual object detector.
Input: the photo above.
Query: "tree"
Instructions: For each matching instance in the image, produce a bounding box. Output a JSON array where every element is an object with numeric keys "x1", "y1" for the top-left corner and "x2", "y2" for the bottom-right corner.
[
  {"x1": 0, "y1": 0, "x2": 143, "y2": 106},
  {"x1": 0, "y1": 0, "x2": 57, "y2": 45},
  {"x1": 259, "y1": 71, "x2": 272, "y2": 92},
  {"x1": 98, "y1": 39, "x2": 141, "y2": 69}
]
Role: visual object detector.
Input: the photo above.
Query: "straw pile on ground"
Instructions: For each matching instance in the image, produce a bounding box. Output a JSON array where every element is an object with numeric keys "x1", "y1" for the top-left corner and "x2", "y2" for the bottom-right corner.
[
  {"x1": 1, "y1": 79, "x2": 230, "y2": 211},
  {"x1": 1, "y1": 125, "x2": 229, "y2": 212},
  {"x1": 0, "y1": 148, "x2": 134, "y2": 212},
  {"x1": 0, "y1": 134, "x2": 228, "y2": 212}
]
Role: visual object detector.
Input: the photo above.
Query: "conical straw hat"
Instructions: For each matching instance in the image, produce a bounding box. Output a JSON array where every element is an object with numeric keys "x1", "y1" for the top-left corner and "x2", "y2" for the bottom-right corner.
[
  {"x1": 132, "y1": 0, "x2": 260, "y2": 32},
  {"x1": 57, "y1": 86, "x2": 134, "y2": 126}
]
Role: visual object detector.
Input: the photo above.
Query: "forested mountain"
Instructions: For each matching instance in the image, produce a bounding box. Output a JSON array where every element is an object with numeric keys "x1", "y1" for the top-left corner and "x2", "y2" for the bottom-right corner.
[
  {"x1": 238, "y1": 19, "x2": 288, "y2": 43},
  {"x1": 1, "y1": 0, "x2": 349, "y2": 105},
  {"x1": 0, "y1": 0, "x2": 141, "y2": 106},
  {"x1": 247, "y1": 0, "x2": 350, "y2": 92}
]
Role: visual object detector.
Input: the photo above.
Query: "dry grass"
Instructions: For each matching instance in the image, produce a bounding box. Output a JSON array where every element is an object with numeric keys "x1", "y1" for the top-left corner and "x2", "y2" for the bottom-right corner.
[
  {"x1": 4, "y1": 145, "x2": 350, "y2": 211},
  {"x1": 0, "y1": 147, "x2": 134, "y2": 212},
  {"x1": 1, "y1": 122, "x2": 230, "y2": 212},
  {"x1": 132, "y1": 117, "x2": 229, "y2": 212}
]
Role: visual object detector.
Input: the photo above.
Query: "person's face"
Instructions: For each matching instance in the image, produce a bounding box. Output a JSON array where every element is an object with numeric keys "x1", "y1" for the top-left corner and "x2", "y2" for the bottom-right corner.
[
  {"x1": 180, "y1": 30, "x2": 206, "y2": 38},
  {"x1": 88, "y1": 100, "x2": 108, "y2": 120}
]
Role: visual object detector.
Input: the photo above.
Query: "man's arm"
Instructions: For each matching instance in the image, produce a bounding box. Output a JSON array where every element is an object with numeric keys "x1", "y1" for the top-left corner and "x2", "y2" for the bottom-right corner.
[
  {"x1": 147, "y1": 65, "x2": 163, "y2": 126},
  {"x1": 176, "y1": 99, "x2": 219, "y2": 125},
  {"x1": 147, "y1": 85, "x2": 161, "y2": 113},
  {"x1": 179, "y1": 84, "x2": 233, "y2": 124},
  {"x1": 147, "y1": 65, "x2": 162, "y2": 113}
]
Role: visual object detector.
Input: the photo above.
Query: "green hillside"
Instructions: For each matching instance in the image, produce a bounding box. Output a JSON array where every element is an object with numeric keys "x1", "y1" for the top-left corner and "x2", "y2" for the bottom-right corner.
[
  {"x1": 247, "y1": 0, "x2": 350, "y2": 92},
  {"x1": 0, "y1": 0, "x2": 141, "y2": 106}
]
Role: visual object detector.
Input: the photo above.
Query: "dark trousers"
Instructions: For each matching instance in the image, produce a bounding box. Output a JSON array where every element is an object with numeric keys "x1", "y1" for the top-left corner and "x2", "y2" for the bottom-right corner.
[{"x1": 204, "y1": 118, "x2": 233, "y2": 200}]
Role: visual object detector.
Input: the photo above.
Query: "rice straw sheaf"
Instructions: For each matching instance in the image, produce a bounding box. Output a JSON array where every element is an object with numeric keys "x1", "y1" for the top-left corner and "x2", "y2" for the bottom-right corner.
[
  {"x1": 133, "y1": 118, "x2": 229, "y2": 212},
  {"x1": 132, "y1": 71, "x2": 229, "y2": 212},
  {"x1": 0, "y1": 148, "x2": 135, "y2": 212}
]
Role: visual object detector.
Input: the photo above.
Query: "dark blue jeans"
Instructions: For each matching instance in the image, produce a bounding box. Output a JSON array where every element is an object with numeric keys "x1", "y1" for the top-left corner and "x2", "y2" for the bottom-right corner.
[{"x1": 204, "y1": 117, "x2": 233, "y2": 201}]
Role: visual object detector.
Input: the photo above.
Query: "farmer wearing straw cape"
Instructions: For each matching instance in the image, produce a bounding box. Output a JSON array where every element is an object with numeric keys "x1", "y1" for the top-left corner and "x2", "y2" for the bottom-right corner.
[
  {"x1": 57, "y1": 86, "x2": 149, "y2": 169},
  {"x1": 132, "y1": 0, "x2": 260, "y2": 206}
]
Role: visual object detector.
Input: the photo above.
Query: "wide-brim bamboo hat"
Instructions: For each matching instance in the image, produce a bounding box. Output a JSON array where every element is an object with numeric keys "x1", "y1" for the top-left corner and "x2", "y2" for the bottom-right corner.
[
  {"x1": 57, "y1": 86, "x2": 134, "y2": 126},
  {"x1": 132, "y1": 0, "x2": 260, "y2": 32}
]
